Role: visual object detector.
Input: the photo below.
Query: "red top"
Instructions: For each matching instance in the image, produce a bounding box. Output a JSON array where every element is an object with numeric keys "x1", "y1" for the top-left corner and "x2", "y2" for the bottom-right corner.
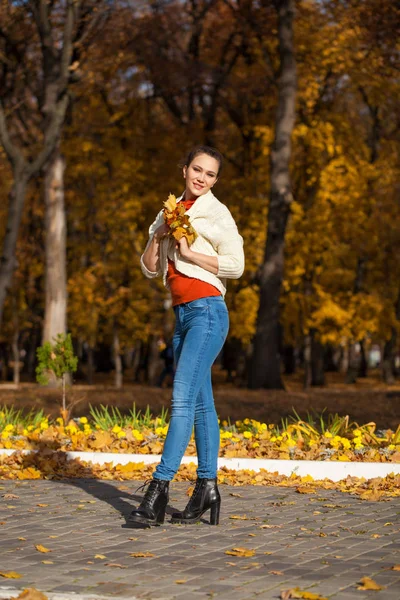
[{"x1": 167, "y1": 198, "x2": 221, "y2": 306}]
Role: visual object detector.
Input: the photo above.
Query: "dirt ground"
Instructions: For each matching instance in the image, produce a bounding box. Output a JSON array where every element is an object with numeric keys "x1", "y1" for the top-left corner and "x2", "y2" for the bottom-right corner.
[{"x1": 1, "y1": 367, "x2": 399, "y2": 430}]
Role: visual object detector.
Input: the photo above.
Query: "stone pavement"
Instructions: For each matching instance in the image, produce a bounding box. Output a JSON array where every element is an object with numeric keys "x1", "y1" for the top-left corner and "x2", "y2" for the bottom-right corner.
[{"x1": 0, "y1": 478, "x2": 399, "y2": 600}]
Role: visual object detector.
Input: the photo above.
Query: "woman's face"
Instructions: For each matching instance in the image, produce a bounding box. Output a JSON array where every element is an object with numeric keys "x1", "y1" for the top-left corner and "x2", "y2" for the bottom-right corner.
[{"x1": 183, "y1": 153, "x2": 219, "y2": 198}]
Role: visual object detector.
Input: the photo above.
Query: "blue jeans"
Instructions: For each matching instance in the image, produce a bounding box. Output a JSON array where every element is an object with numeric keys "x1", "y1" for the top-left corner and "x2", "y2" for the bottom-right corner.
[{"x1": 154, "y1": 296, "x2": 229, "y2": 481}]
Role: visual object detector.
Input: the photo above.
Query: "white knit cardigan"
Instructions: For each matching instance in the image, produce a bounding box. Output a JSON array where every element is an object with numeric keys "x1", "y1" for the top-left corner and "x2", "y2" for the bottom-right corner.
[{"x1": 140, "y1": 189, "x2": 244, "y2": 296}]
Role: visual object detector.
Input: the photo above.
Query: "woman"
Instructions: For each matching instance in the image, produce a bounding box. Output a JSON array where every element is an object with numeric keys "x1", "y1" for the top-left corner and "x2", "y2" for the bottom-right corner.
[{"x1": 128, "y1": 145, "x2": 244, "y2": 527}]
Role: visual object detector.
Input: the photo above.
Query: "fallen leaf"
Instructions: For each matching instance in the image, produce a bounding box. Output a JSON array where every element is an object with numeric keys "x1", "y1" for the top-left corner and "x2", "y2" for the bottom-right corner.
[
  {"x1": 264, "y1": 551, "x2": 273, "y2": 555},
  {"x1": 296, "y1": 487, "x2": 316, "y2": 494},
  {"x1": 94, "y1": 554, "x2": 106, "y2": 559},
  {"x1": 12, "y1": 589, "x2": 48, "y2": 600},
  {"x1": 384, "y1": 522, "x2": 393, "y2": 526},
  {"x1": 225, "y1": 547, "x2": 255, "y2": 558},
  {"x1": 226, "y1": 562, "x2": 236, "y2": 566},
  {"x1": 129, "y1": 552, "x2": 155, "y2": 558},
  {"x1": 0, "y1": 571, "x2": 22, "y2": 579},
  {"x1": 371, "y1": 534, "x2": 381, "y2": 538},
  {"x1": 359, "y1": 490, "x2": 383, "y2": 501},
  {"x1": 35, "y1": 544, "x2": 51, "y2": 553},
  {"x1": 104, "y1": 563, "x2": 127, "y2": 569},
  {"x1": 248, "y1": 533, "x2": 256, "y2": 537},
  {"x1": 41, "y1": 561, "x2": 53, "y2": 565},
  {"x1": 175, "y1": 580, "x2": 186, "y2": 584},
  {"x1": 280, "y1": 588, "x2": 328, "y2": 600},
  {"x1": 357, "y1": 577, "x2": 385, "y2": 590},
  {"x1": 229, "y1": 515, "x2": 248, "y2": 520},
  {"x1": 37, "y1": 504, "x2": 48, "y2": 508},
  {"x1": 18, "y1": 537, "x2": 27, "y2": 541},
  {"x1": 48, "y1": 536, "x2": 58, "y2": 539},
  {"x1": 128, "y1": 537, "x2": 138, "y2": 541},
  {"x1": 260, "y1": 524, "x2": 282, "y2": 529},
  {"x1": 229, "y1": 493, "x2": 242, "y2": 497},
  {"x1": 269, "y1": 570, "x2": 284, "y2": 575},
  {"x1": 391, "y1": 565, "x2": 400, "y2": 571},
  {"x1": 2, "y1": 493, "x2": 19, "y2": 499}
]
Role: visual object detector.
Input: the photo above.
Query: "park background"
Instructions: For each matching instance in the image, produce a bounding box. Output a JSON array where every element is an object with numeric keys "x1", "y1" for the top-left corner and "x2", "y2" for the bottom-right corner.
[{"x1": 0, "y1": 0, "x2": 399, "y2": 431}]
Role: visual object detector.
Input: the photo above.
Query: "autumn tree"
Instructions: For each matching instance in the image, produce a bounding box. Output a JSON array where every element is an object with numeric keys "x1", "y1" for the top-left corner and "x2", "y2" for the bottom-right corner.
[
  {"x1": 0, "y1": 0, "x2": 109, "y2": 336},
  {"x1": 248, "y1": 0, "x2": 297, "y2": 389}
]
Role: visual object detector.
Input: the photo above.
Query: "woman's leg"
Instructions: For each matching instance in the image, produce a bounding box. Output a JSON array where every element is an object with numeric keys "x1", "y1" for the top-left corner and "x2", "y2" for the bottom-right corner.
[
  {"x1": 194, "y1": 300, "x2": 229, "y2": 478},
  {"x1": 153, "y1": 298, "x2": 228, "y2": 481},
  {"x1": 194, "y1": 373, "x2": 220, "y2": 479}
]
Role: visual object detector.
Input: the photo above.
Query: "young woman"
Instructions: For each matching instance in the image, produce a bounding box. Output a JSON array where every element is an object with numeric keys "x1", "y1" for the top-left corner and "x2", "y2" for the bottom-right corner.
[{"x1": 128, "y1": 145, "x2": 244, "y2": 526}]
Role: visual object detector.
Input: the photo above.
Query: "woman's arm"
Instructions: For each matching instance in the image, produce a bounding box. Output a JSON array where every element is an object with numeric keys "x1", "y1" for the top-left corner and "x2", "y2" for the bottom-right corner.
[
  {"x1": 142, "y1": 223, "x2": 169, "y2": 273},
  {"x1": 177, "y1": 237, "x2": 219, "y2": 275}
]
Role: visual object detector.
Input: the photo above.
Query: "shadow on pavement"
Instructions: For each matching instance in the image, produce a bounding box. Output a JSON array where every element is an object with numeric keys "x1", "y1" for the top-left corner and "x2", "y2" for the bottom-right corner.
[{"x1": 1, "y1": 440, "x2": 182, "y2": 527}]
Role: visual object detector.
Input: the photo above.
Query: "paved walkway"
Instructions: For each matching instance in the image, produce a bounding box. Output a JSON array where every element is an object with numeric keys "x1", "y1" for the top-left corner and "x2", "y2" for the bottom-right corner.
[{"x1": 0, "y1": 479, "x2": 399, "y2": 599}]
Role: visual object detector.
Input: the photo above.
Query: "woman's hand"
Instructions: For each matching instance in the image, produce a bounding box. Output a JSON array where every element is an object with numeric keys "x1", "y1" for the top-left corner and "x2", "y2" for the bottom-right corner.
[
  {"x1": 176, "y1": 236, "x2": 193, "y2": 260},
  {"x1": 154, "y1": 223, "x2": 170, "y2": 241}
]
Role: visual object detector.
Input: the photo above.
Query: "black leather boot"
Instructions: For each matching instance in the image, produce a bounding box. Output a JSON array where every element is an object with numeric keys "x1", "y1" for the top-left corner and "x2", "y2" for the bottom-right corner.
[
  {"x1": 171, "y1": 478, "x2": 221, "y2": 525},
  {"x1": 127, "y1": 479, "x2": 169, "y2": 526}
]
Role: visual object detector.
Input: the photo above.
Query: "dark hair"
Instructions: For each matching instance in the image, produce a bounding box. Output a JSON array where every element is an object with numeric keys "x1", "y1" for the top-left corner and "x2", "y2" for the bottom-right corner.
[{"x1": 182, "y1": 145, "x2": 224, "y2": 176}]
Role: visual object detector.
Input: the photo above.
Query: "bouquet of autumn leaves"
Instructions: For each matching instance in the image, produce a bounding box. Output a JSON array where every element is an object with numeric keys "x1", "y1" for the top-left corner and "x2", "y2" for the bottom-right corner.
[{"x1": 163, "y1": 194, "x2": 197, "y2": 246}]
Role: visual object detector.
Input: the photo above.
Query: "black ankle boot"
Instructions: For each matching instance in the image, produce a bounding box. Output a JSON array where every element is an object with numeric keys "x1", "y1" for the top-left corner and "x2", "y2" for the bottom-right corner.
[
  {"x1": 128, "y1": 479, "x2": 169, "y2": 526},
  {"x1": 171, "y1": 478, "x2": 221, "y2": 525}
]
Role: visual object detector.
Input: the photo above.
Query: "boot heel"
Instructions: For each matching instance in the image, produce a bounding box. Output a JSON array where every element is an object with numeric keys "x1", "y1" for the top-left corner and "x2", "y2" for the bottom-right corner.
[
  {"x1": 156, "y1": 504, "x2": 166, "y2": 525},
  {"x1": 210, "y1": 502, "x2": 220, "y2": 525}
]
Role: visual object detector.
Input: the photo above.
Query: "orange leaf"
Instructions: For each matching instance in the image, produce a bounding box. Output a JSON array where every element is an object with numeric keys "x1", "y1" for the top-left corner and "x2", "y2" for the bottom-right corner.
[
  {"x1": 295, "y1": 487, "x2": 316, "y2": 494},
  {"x1": 0, "y1": 571, "x2": 22, "y2": 579},
  {"x1": 35, "y1": 544, "x2": 51, "y2": 553},
  {"x1": 357, "y1": 577, "x2": 385, "y2": 590},
  {"x1": 225, "y1": 547, "x2": 255, "y2": 558},
  {"x1": 12, "y1": 589, "x2": 48, "y2": 600}
]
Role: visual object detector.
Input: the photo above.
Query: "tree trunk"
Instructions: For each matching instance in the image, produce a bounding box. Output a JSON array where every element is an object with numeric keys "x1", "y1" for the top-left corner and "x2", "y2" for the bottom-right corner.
[
  {"x1": 248, "y1": 0, "x2": 297, "y2": 389},
  {"x1": 43, "y1": 149, "x2": 67, "y2": 344},
  {"x1": 25, "y1": 326, "x2": 40, "y2": 380},
  {"x1": 303, "y1": 334, "x2": 312, "y2": 389},
  {"x1": 113, "y1": 325, "x2": 123, "y2": 389},
  {"x1": 283, "y1": 345, "x2": 296, "y2": 375},
  {"x1": 0, "y1": 177, "x2": 27, "y2": 330},
  {"x1": 382, "y1": 289, "x2": 400, "y2": 383},
  {"x1": 346, "y1": 343, "x2": 360, "y2": 384},
  {"x1": 147, "y1": 335, "x2": 161, "y2": 386},
  {"x1": 358, "y1": 339, "x2": 368, "y2": 378},
  {"x1": 87, "y1": 345, "x2": 95, "y2": 385},
  {"x1": 311, "y1": 335, "x2": 325, "y2": 386},
  {"x1": 382, "y1": 338, "x2": 396, "y2": 384},
  {"x1": 12, "y1": 327, "x2": 20, "y2": 386}
]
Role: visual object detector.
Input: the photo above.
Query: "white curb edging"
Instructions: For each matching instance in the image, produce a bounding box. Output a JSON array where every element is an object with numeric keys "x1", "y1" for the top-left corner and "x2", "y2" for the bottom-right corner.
[
  {"x1": 1, "y1": 448, "x2": 399, "y2": 482},
  {"x1": 0, "y1": 588, "x2": 139, "y2": 600}
]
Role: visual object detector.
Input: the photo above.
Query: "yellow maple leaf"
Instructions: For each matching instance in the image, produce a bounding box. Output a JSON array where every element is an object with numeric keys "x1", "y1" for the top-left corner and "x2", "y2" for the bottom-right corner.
[
  {"x1": 225, "y1": 547, "x2": 255, "y2": 557},
  {"x1": 35, "y1": 544, "x2": 51, "y2": 553},
  {"x1": 164, "y1": 194, "x2": 177, "y2": 213},
  {"x1": 0, "y1": 571, "x2": 22, "y2": 578},
  {"x1": 280, "y1": 588, "x2": 328, "y2": 600},
  {"x1": 296, "y1": 487, "x2": 316, "y2": 494},
  {"x1": 171, "y1": 226, "x2": 187, "y2": 241},
  {"x1": 357, "y1": 577, "x2": 385, "y2": 590}
]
